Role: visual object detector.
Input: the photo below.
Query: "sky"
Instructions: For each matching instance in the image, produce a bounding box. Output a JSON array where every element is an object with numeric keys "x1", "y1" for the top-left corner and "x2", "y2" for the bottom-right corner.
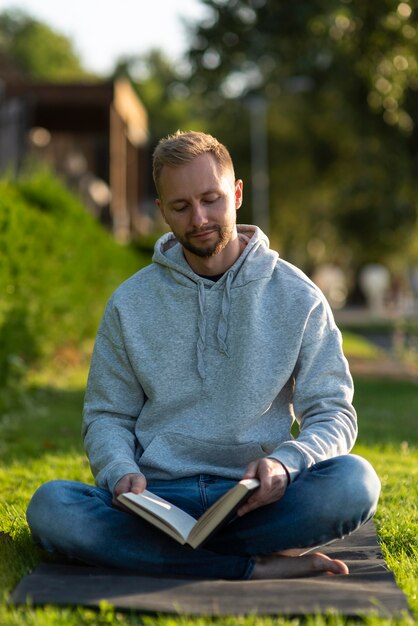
[{"x1": 0, "y1": 0, "x2": 209, "y2": 75}]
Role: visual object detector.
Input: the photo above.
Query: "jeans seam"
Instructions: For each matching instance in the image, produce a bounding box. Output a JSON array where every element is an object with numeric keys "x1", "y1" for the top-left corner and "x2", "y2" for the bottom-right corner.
[
  {"x1": 198, "y1": 475, "x2": 209, "y2": 509},
  {"x1": 242, "y1": 557, "x2": 256, "y2": 580}
]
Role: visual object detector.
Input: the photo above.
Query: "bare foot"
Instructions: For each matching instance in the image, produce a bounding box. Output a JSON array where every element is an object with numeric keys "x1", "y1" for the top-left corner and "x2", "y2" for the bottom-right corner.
[{"x1": 251, "y1": 552, "x2": 349, "y2": 579}]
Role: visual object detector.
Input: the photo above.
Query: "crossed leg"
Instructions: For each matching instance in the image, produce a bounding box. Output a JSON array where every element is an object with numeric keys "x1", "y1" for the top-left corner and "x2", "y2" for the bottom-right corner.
[{"x1": 26, "y1": 455, "x2": 380, "y2": 580}]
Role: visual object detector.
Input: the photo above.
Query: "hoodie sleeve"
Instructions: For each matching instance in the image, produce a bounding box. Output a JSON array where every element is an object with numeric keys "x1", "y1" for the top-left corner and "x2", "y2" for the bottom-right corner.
[
  {"x1": 82, "y1": 297, "x2": 146, "y2": 494},
  {"x1": 268, "y1": 294, "x2": 357, "y2": 481}
]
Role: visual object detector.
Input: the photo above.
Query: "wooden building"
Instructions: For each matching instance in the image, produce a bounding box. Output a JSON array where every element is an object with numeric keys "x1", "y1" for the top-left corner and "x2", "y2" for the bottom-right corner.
[{"x1": 1, "y1": 71, "x2": 150, "y2": 241}]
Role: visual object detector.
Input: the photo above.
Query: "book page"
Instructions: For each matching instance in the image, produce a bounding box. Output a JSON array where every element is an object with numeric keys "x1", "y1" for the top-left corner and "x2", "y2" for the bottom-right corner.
[
  {"x1": 119, "y1": 490, "x2": 197, "y2": 542},
  {"x1": 188, "y1": 478, "x2": 259, "y2": 548}
]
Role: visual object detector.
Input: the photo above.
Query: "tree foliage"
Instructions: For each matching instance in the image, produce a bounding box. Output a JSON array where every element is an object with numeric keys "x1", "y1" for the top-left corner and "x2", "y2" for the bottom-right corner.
[
  {"x1": 183, "y1": 0, "x2": 418, "y2": 275},
  {"x1": 2, "y1": 3, "x2": 418, "y2": 282},
  {"x1": 113, "y1": 49, "x2": 208, "y2": 155},
  {"x1": 0, "y1": 9, "x2": 91, "y2": 81}
]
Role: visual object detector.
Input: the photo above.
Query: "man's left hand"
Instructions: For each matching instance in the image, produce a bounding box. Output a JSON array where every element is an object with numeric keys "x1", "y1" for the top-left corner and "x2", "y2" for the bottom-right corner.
[{"x1": 237, "y1": 457, "x2": 289, "y2": 516}]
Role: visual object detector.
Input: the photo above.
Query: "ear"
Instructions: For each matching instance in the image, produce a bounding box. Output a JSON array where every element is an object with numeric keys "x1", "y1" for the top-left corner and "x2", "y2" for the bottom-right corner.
[
  {"x1": 234, "y1": 180, "x2": 243, "y2": 211},
  {"x1": 156, "y1": 198, "x2": 168, "y2": 225}
]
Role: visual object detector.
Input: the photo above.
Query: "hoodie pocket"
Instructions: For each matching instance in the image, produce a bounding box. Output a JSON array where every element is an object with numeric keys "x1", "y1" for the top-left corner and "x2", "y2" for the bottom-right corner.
[{"x1": 138, "y1": 432, "x2": 266, "y2": 479}]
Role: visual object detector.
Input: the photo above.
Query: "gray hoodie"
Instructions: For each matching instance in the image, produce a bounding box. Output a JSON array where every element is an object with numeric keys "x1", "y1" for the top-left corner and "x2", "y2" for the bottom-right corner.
[{"x1": 83, "y1": 225, "x2": 357, "y2": 494}]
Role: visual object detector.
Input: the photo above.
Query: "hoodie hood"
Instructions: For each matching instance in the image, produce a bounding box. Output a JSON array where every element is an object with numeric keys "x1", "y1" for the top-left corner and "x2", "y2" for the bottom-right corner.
[
  {"x1": 152, "y1": 225, "x2": 279, "y2": 378},
  {"x1": 152, "y1": 225, "x2": 278, "y2": 287}
]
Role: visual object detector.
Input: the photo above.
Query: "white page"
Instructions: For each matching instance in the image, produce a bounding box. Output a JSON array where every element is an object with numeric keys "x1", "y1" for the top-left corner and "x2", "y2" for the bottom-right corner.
[{"x1": 120, "y1": 490, "x2": 197, "y2": 540}]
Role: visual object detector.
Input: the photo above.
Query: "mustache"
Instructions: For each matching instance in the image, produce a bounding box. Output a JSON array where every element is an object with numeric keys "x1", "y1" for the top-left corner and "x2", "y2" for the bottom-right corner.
[{"x1": 186, "y1": 225, "x2": 221, "y2": 237}]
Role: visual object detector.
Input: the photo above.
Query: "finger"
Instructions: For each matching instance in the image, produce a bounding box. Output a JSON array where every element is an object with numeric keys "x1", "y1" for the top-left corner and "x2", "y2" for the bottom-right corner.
[
  {"x1": 258, "y1": 465, "x2": 274, "y2": 492},
  {"x1": 242, "y1": 460, "x2": 260, "y2": 479},
  {"x1": 114, "y1": 473, "x2": 144, "y2": 498},
  {"x1": 113, "y1": 478, "x2": 131, "y2": 498},
  {"x1": 237, "y1": 488, "x2": 268, "y2": 516},
  {"x1": 240, "y1": 460, "x2": 273, "y2": 514},
  {"x1": 130, "y1": 474, "x2": 146, "y2": 494},
  {"x1": 112, "y1": 474, "x2": 146, "y2": 509},
  {"x1": 238, "y1": 492, "x2": 281, "y2": 516},
  {"x1": 237, "y1": 479, "x2": 287, "y2": 516},
  {"x1": 238, "y1": 496, "x2": 266, "y2": 516}
]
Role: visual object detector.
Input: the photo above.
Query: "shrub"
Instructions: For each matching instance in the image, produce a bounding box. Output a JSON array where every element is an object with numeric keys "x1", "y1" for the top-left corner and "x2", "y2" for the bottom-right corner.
[{"x1": 0, "y1": 170, "x2": 148, "y2": 389}]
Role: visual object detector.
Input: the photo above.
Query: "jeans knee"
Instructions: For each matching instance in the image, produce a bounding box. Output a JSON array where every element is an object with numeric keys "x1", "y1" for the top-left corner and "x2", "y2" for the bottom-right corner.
[
  {"x1": 338, "y1": 454, "x2": 381, "y2": 514},
  {"x1": 27, "y1": 480, "x2": 69, "y2": 536}
]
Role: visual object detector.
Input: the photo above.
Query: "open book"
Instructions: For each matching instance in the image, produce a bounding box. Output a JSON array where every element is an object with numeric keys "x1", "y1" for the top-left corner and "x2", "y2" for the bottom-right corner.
[{"x1": 117, "y1": 478, "x2": 260, "y2": 549}]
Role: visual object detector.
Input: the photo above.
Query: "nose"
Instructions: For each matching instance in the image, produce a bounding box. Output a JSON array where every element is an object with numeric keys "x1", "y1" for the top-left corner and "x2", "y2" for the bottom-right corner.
[{"x1": 190, "y1": 202, "x2": 209, "y2": 228}]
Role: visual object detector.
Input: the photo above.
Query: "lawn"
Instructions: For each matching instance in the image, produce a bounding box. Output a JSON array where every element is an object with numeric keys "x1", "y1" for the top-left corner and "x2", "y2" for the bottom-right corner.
[{"x1": 0, "y1": 363, "x2": 417, "y2": 625}]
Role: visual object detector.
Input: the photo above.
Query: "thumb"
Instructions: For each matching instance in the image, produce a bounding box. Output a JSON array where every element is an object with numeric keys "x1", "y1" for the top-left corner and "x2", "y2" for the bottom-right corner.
[{"x1": 130, "y1": 474, "x2": 146, "y2": 494}]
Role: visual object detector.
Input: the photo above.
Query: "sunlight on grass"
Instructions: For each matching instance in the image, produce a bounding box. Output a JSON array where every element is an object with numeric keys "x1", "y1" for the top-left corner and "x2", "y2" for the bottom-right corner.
[
  {"x1": 355, "y1": 444, "x2": 418, "y2": 617},
  {"x1": 0, "y1": 374, "x2": 417, "y2": 625},
  {"x1": 25, "y1": 340, "x2": 92, "y2": 391},
  {"x1": 342, "y1": 331, "x2": 381, "y2": 360}
]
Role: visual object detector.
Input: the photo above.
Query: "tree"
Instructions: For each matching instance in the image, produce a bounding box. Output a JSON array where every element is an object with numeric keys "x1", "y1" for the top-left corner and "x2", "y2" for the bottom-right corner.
[
  {"x1": 0, "y1": 9, "x2": 91, "y2": 81},
  {"x1": 183, "y1": 0, "x2": 418, "y2": 276},
  {"x1": 113, "y1": 49, "x2": 208, "y2": 155}
]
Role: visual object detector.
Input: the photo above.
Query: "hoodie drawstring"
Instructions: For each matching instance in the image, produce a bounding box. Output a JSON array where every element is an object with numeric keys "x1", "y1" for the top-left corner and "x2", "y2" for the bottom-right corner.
[
  {"x1": 196, "y1": 273, "x2": 233, "y2": 379},
  {"x1": 217, "y1": 271, "x2": 233, "y2": 356},
  {"x1": 197, "y1": 281, "x2": 207, "y2": 379}
]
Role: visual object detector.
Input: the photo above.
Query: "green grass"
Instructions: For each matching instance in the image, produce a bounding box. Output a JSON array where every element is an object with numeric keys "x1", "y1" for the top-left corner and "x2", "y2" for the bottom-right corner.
[
  {"x1": 342, "y1": 331, "x2": 382, "y2": 361},
  {"x1": 0, "y1": 375, "x2": 417, "y2": 626},
  {"x1": 341, "y1": 326, "x2": 418, "y2": 373}
]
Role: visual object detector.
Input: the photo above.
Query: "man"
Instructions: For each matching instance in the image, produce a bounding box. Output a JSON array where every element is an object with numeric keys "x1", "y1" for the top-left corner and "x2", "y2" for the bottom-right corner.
[{"x1": 27, "y1": 131, "x2": 380, "y2": 579}]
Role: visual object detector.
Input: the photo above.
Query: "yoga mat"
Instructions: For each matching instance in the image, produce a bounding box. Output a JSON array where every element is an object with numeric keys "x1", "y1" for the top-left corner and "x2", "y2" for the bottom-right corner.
[{"x1": 10, "y1": 520, "x2": 412, "y2": 617}]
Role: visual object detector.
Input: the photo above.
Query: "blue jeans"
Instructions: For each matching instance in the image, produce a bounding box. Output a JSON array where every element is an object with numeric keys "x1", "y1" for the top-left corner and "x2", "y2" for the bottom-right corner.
[{"x1": 26, "y1": 454, "x2": 380, "y2": 580}]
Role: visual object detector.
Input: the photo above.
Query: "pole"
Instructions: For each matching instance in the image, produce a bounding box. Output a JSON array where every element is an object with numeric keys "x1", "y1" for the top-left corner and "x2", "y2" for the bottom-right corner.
[{"x1": 248, "y1": 95, "x2": 270, "y2": 234}]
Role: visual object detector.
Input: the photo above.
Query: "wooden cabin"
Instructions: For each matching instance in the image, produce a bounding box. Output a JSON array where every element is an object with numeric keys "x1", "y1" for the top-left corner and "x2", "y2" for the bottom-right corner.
[{"x1": 0, "y1": 69, "x2": 150, "y2": 241}]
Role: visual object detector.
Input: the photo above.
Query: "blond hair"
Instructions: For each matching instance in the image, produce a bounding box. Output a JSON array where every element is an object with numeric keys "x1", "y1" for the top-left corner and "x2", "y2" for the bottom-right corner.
[{"x1": 152, "y1": 130, "x2": 235, "y2": 195}]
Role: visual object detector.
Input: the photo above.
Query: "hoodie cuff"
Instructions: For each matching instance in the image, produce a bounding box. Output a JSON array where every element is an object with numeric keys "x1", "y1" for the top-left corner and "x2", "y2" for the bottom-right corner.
[
  {"x1": 268, "y1": 444, "x2": 306, "y2": 483},
  {"x1": 95, "y1": 462, "x2": 143, "y2": 495}
]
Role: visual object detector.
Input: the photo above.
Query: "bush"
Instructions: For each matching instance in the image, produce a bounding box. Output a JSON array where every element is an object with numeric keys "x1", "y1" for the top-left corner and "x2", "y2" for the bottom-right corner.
[{"x1": 0, "y1": 170, "x2": 149, "y2": 390}]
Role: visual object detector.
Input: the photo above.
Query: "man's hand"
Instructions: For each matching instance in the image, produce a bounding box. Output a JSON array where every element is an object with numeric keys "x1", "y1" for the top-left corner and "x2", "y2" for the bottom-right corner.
[
  {"x1": 112, "y1": 472, "x2": 147, "y2": 509},
  {"x1": 237, "y1": 457, "x2": 289, "y2": 516}
]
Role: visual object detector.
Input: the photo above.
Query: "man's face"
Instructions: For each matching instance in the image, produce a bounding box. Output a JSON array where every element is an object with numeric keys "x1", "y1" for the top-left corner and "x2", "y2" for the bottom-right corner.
[{"x1": 157, "y1": 153, "x2": 242, "y2": 260}]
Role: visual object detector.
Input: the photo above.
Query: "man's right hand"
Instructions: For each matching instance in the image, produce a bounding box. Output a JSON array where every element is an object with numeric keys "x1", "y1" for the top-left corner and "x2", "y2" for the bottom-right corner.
[{"x1": 112, "y1": 473, "x2": 147, "y2": 509}]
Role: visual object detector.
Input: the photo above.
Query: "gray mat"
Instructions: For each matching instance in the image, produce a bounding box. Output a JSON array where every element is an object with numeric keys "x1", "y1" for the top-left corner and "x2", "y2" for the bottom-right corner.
[{"x1": 11, "y1": 521, "x2": 412, "y2": 617}]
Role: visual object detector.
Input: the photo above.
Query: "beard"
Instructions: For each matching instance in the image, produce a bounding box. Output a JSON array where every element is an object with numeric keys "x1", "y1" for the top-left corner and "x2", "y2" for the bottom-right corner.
[{"x1": 175, "y1": 224, "x2": 234, "y2": 258}]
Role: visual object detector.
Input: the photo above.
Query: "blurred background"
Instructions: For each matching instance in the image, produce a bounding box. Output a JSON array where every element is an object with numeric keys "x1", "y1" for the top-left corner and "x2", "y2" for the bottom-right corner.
[{"x1": 1, "y1": 0, "x2": 418, "y2": 388}]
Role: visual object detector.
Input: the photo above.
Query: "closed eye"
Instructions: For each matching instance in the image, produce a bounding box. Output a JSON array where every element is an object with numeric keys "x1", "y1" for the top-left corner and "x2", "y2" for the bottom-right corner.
[{"x1": 202, "y1": 194, "x2": 220, "y2": 204}]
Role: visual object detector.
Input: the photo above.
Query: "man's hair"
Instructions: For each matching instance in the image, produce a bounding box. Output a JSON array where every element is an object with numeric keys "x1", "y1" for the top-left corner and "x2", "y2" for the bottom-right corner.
[{"x1": 152, "y1": 130, "x2": 235, "y2": 195}]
